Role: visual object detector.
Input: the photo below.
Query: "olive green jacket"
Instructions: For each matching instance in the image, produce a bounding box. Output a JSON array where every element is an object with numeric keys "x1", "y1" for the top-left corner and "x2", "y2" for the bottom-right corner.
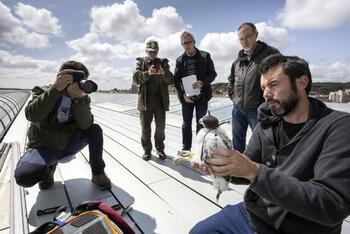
[
  {"x1": 132, "y1": 57, "x2": 173, "y2": 111},
  {"x1": 25, "y1": 85, "x2": 93, "y2": 150}
]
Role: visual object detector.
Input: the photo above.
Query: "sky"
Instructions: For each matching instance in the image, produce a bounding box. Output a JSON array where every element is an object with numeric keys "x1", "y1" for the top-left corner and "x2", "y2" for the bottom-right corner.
[{"x1": 1, "y1": 0, "x2": 350, "y2": 90}]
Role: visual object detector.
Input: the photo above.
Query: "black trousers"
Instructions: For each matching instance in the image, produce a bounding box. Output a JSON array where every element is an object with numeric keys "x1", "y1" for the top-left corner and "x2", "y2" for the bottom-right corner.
[{"x1": 139, "y1": 95, "x2": 166, "y2": 153}]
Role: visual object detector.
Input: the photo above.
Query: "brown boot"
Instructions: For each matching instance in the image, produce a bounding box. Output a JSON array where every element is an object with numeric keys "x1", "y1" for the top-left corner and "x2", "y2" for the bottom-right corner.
[
  {"x1": 91, "y1": 174, "x2": 111, "y2": 190},
  {"x1": 39, "y1": 163, "x2": 57, "y2": 190}
]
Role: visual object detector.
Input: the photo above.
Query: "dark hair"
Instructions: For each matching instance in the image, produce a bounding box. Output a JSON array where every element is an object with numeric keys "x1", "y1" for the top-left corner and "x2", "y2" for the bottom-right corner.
[
  {"x1": 59, "y1": 60, "x2": 89, "y2": 78},
  {"x1": 259, "y1": 54, "x2": 312, "y2": 94},
  {"x1": 238, "y1": 22, "x2": 257, "y2": 33}
]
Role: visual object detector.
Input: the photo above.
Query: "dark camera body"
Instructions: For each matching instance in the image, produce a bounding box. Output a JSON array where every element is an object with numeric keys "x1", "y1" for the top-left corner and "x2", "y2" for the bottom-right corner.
[
  {"x1": 70, "y1": 70, "x2": 98, "y2": 94},
  {"x1": 150, "y1": 58, "x2": 167, "y2": 71}
]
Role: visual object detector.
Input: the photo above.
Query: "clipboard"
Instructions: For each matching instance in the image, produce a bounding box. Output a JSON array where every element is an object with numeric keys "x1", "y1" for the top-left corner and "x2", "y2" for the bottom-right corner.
[{"x1": 182, "y1": 75, "x2": 200, "y2": 97}]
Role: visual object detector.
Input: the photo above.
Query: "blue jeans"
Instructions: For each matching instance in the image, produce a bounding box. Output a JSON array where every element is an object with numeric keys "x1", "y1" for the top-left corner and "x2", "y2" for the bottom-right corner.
[
  {"x1": 190, "y1": 202, "x2": 257, "y2": 234},
  {"x1": 182, "y1": 100, "x2": 208, "y2": 150},
  {"x1": 15, "y1": 124, "x2": 106, "y2": 187},
  {"x1": 231, "y1": 105, "x2": 258, "y2": 153}
]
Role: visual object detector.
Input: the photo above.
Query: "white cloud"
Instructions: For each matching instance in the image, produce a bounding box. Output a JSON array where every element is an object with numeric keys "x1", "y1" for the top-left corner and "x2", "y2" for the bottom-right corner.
[
  {"x1": 145, "y1": 7, "x2": 189, "y2": 37},
  {"x1": 87, "y1": 63, "x2": 134, "y2": 89},
  {"x1": 14, "y1": 2, "x2": 62, "y2": 36},
  {"x1": 278, "y1": 0, "x2": 350, "y2": 29},
  {"x1": 67, "y1": 33, "x2": 144, "y2": 63},
  {"x1": 66, "y1": 32, "x2": 143, "y2": 89},
  {"x1": 255, "y1": 22, "x2": 293, "y2": 48},
  {"x1": 65, "y1": 0, "x2": 190, "y2": 89},
  {"x1": 199, "y1": 22, "x2": 292, "y2": 82},
  {"x1": 0, "y1": 50, "x2": 38, "y2": 69},
  {"x1": 90, "y1": 0, "x2": 188, "y2": 42},
  {"x1": 10, "y1": 27, "x2": 50, "y2": 49},
  {"x1": 70, "y1": 15, "x2": 294, "y2": 87},
  {"x1": 67, "y1": 14, "x2": 295, "y2": 86},
  {"x1": 90, "y1": 0, "x2": 146, "y2": 41},
  {"x1": 66, "y1": 32, "x2": 184, "y2": 89},
  {"x1": 0, "y1": 49, "x2": 135, "y2": 90},
  {"x1": 2, "y1": 0, "x2": 348, "y2": 90},
  {"x1": 0, "y1": 49, "x2": 60, "y2": 88},
  {"x1": 0, "y1": 1, "x2": 20, "y2": 33},
  {"x1": 0, "y1": 1, "x2": 62, "y2": 49},
  {"x1": 199, "y1": 32, "x2": 237, "y2": 62},
  {"x1": 311, "y1": 62, "x2": 350, "y2": 82}
]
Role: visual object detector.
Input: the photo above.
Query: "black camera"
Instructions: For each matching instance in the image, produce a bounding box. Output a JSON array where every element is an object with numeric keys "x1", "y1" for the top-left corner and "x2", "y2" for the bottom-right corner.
[
  {"x1": 151, "y1": 58, "x2": 167, "y2": 71},
  {"x1": 70, "y1": 70, "x2": 98, "y2": 94}
]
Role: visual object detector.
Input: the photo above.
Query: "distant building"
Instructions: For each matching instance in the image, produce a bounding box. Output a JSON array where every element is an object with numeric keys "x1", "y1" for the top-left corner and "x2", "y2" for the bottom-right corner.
[{"x1": 329, "y1": 90, "x2": 350, "y2": 103}]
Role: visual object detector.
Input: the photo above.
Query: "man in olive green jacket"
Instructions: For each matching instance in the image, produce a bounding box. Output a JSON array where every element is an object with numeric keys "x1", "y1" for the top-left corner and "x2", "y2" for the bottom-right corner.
[
  {"x1": 133, "y1": 40, "x2": 173, "y2": 160},
  {"x1": 15, "y1": 61, "x2": 111, "y2": 190}
]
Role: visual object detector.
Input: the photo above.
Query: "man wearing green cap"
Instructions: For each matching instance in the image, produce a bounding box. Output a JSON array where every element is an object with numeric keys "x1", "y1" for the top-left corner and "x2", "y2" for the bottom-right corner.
[{"x1": 133, "y1": 40, "x2": 174, "y2": 161}]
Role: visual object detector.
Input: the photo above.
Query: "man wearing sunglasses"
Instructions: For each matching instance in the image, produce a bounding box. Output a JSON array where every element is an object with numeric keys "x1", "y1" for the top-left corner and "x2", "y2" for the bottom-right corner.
[
  {"x1": 228, "y1": 22, "x2": 280, "y2": 153},
  {"x1": 174, "y1": 31, "x2": 217, "y2": 154}
]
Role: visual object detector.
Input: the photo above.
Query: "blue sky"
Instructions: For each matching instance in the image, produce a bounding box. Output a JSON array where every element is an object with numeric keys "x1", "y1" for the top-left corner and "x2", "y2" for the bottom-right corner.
[{"x1": 1, "y1": 0, "x2": 350, "y2": 89}]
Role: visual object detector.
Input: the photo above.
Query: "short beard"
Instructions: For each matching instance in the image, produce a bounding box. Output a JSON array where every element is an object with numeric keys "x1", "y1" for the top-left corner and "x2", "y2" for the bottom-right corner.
[
  {"x1": 271, "y1": 97, "x2": 298, "y2": 116},
  {"x1": 269, "y1": 88, "x2": 299, "y2": 116}
]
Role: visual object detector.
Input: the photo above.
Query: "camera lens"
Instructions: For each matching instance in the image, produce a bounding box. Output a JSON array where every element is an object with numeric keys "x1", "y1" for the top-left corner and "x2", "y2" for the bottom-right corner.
[{"x1": 78, "y1": 80, "x2": 98, "y2": 94}]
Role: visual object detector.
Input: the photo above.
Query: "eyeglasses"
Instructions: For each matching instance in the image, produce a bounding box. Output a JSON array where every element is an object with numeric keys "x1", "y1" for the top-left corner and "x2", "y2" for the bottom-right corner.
[
  {"x1": 238, "y1": 31, "x2": 256, "y2": 42},
  {"x1": 182, "y1": 40, "x2": 193, "y2": 45}
]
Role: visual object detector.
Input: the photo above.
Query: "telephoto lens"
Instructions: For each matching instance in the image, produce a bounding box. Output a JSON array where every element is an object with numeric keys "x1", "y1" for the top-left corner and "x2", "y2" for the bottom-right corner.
[
  {"x1": 78, "y1": 80, "x2": 98, "y2": 94},
  {"x1": 70, "y1": 70, "x2": 98, "y2": 94}
]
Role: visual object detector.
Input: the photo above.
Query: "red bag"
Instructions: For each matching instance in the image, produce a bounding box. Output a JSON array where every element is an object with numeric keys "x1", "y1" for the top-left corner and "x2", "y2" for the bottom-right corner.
[{"x1": 30, "y1": 201, "x2": 135, "y2": 234}]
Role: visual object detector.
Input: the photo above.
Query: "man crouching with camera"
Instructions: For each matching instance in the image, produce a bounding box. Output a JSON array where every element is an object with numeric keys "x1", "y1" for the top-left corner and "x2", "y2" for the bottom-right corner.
[{"x1": 15, "y1": 60, "x2": 111, "y2": 190}]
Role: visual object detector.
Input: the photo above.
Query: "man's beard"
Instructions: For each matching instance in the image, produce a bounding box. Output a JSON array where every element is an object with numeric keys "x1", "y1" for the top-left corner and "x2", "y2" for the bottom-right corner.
[{"x1": 267, "y1": 91, "x2": 299, "y2": 116}]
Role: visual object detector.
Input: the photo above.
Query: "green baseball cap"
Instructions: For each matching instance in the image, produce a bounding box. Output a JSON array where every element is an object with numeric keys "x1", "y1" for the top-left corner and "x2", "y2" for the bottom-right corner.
[{"x1": 146, "y1": 40, "x2": 159, "y2": 52}]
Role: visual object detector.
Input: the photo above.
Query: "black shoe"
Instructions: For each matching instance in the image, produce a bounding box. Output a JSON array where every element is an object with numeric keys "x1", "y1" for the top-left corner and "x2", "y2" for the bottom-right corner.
[
  {"x1": 156, "y1": 150, "x2": 167, "y2": 160},
  {"x1": 142, "y1": 152, "x2": 151, "y2": 161},
  {"x1": 39, "y1": 163, "x2": 57, "y2": 190}
]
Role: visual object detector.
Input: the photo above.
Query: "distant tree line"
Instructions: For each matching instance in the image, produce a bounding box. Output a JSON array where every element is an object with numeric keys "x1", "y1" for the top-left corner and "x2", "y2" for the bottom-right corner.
[
  {"x1": 211, "y1": 82, "x2": 350, "y2": 96},
  {"x1": 310, "y1": 82, "x2": 350, "y2": 95}
]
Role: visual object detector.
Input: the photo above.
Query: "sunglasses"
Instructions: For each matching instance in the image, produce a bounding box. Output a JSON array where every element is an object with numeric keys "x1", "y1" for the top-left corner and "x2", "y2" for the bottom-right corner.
[{"x1": 182, "y1": 40, "x2": 193, "y2": 45}]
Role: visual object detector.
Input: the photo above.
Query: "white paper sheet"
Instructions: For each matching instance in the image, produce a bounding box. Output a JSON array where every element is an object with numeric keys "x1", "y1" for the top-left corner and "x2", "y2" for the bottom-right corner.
[{"x1": 182, "y1": 75, "x2": 200, "y2": 97}]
